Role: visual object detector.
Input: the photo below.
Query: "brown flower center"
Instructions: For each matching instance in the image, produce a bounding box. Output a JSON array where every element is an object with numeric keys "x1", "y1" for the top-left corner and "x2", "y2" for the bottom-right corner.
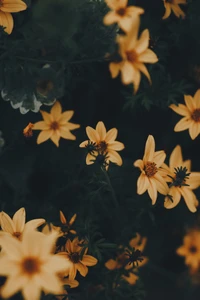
[
  {"x1": 13, "y1": 232, "x2": 21, "y2": 239},
  {"x1": 21, "y1": 257, "x2": 40, "y2": 275},
  {"x1": 50, "y1": 121, "x2": 59, "y2": 130},
  {"x1": 97, "y1": 141, "x2": 108, "y2": 153},
  {"x1": 189, "y1": 245, "x2": 197, "y2": 254},
  {"x1": 126, "y1": 50, "x2": 138, "y2": 63},
  {"x1": 191, "y1": 109, "x2": 200, "y2": 122},
  {"x1": 116, "y1": 7, "x2": 127, "y2": 16},
  {"x1": 69, "y1": 252, "x2": 80, "y2": 264},
  {"x1": 144, "y1": 162, "x2": 157, "y2": 177}
]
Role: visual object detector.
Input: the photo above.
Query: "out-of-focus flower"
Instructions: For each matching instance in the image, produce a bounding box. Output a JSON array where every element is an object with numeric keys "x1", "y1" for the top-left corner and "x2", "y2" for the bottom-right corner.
[
  {"x1": 32, "y1": 101, "x2": 80, "y2": 147},
  {"x1": 0, "y1": 207, "x2": 45, "y2": 239},
  {"x1": 105, "y1": 233, "x2": 148, "y2": 285},
  {"x1": 58, "y1": 237, "x2": 98, "y2": 280},
  {"x1": 79, "y1": 121, "x2": 124, "y2": 169},
  {"x1": 109, "y1": 17, "x2": 158, "y2": 93},
  {"x1": 23, "y1": 123, "x2": 34, "y2": 138},
  {"x1": 134, "y1": 135, "x2": 169, "y2": 204},
  {"x1": 0, "y1": 0, "x2": 27, "y2": 34},
  {"x1": 162, "y1": 0, "x2": 186, "y2": 20},
  {"x1": 103, "y1": 0, "x2": 144, "y2": 32},
  {"x1": 161, "y1": 145, "x2": 200, "y2": 212},
  {"x1": 177, "y1": 229, "x2": 200, "y2": 273},
  {"x1": 0, "y1": 230, "x2": 71, "y2": 300},
  {"x1": 170, "y1": 90, "x2": 200, "y2": 140}
]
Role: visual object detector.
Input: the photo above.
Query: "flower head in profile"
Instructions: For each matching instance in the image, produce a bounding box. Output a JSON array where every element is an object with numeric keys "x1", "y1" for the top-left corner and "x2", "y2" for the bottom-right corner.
[
  {"x1": 103, "y1": 0, "x2": 144, "y2": 32},
  {"x1": 109, "y1": 17, "x2": 158, "y2": 93},
  {"x1": 58, "y1": 237, "x2": 98, "y2": 280},
  {"x1": 177, "y1": 229, "x2": 200, "y2": 273},
  {"x1": 161, "y1": 145, "x2": 200, "y2": 212},
  {"x1": 105, "y1": 233, "x2": 148, "y2": 285},
  {"x1": 170, "y1": 90, "x2": 200, "y2": 140},
  {"x1": 0, "y1": 230, "x2": 71, "y2": 300},
  {"x1": 79, "y1": 121, "x2": 124, "y2": 169},
  {"x1": 162, "y1": 0, "x2": 186, "y2": 20},
  {"x1": 0, "y1": 0, "x2": 27, "y2": 34},
  {"x1": 134, "y1": 135, "x2": 169, "y2": 204},
  {"x1": 23, "y1": 123, "x2": 34, "y2": 138},
  {"x1": 0, "y1": 207, "x2": 45, "y2": 239},
  {"x1": 32, "y1": 101, "x2": 80, "y2": 147},
  {"x1": 59, "y1": 211, "x2": 77, "y2": 236}
]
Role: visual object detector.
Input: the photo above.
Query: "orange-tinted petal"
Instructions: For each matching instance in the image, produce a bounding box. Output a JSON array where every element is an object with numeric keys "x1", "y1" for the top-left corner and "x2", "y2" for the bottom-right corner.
[
  {"x1": 187, "y1": 172, "x2": 200, "y2": 190},
  {"x1": 188, "y1": 122, "x2": 200, "y2": 140},
  {"x1": 121, "y1": 61, "x2": 135, "y2": 85},
  {"x1": 170, "y1": 104, "x2": 190, "y2": 117},
  {"x1": 96, "y1": 121, "x2": 106, "y2": 140},
  {"x1": 0, "y1": 11, "x2": 13, "y2": 34},
  {"x1": 105, "y1": 128, "x2": 118, "y2": 142},
  {"x1": 50, "y1": 101, "x2": 62, "y2": 120},
  {"x1": 50, "y1": 131, "x2": 60, "y2": 147},
  {"x1": 108, "y1": 141, "x2": 124, "y2": 151},
  {"x1": 174, "y1": 117, "x2": 192, "y2": 132},
  {"x1": 103, "y1": 11, "x2": 120, "y2": 25},
  {"x1": 69, "y1": 214, "x2": 77, "y2": 226},
  {"x1": 86, "y1": 126, "x2": 100, "y2": 143},
  {"x1": 59, "y1": 111, "x2": 74, "y2": 123},
  {"x1": 40, "y1": 110, "x2": 52, "y2": 124},
  {"x1": 105, "y1": 259, "x2": 119, "y2": 270},
  {"x1": 60, "y1": 211, "x2": 67, "y2": 224},
  {"x1": 81, "y1": 255, "x2": 98, "y2": 266},
  {"x1": 184, "y1": 95, "x2": 196, "y2": 112},
  {"x1": 32, "y1": 121, "x2": 49, "y2": 130},
  {"x1": 194, "y1": 89, "x2": 200, "y2": 108},
  {"x1": 109, "y1": 62, "x2": 122, "y2": 79},
  {"x1": 180, "y1": 187, "x2": 197, "y2": 213},
  {"x1": 108, "y1": 149, "x2": 123, "y2": 166},
  {"x1": 68, "y1": 264, "x2": 77, "y2": 280},
  {"x1": 138, "y1": 49, "x2": 158, "y2": 64},
  {"x1": 143, "y1": 135, "x2": 155, "y2": 163},
  {"x1": 162, "y1": 2, "x2": 171, "y2": 19},
  {"x1": 76, "y1": 262, "x2": 88, "y2": 277},
  {"x1": 59, "y1": 129, "x2": 77, "y2": 140},
  {"x1": 135, "y1": 29, "x2": 149, "y2": 54},
  {"x1": 0, "y1": 0, "x2": 27, "y2": 13},
  {"x1": 171, "y1": 4, "x2": 185, "y2": 18}
]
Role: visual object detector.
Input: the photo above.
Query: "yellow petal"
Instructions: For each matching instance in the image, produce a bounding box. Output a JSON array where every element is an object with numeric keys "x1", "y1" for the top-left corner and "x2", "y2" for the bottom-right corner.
[
  {"x1": 109, "y1": 62, "x2": 122, "y2": 79},
  {"x1": 108, "y1": 149, "x2": 123, "y2": 166},
  {"x1": 119, "y1": 16, "x2": 134, "y2": 32},
  {"x1": 0, "y1": 0, "x2": 27, "y2": 13},
  {"x1": 79, "y1": 140, "x2": 89, "y2": 148},
  {"x1": 0, "y1": 211, "x2": 15, "y2": 234},
  {"x1": 76, "y1": 262, "x2": 88, "y2": 277},
  {"x1": 129, "y1": 233, "x2": 141, "y2": 248},
  {"x1": 0, "y1": 11, "x2": 13, "y2": 34},
  {"x1": 133, "y1": 159, "x2": 144, "y2": 171},
  {"x1": 187, "y1": 172, "x2": 200, "y2": 190},
  {"x1": 126, "y1": 16, "x2": 140, "y2": 50},
  {"x1": 32, "y1": 121, "x2": 49, "y2": 130},
  {"x1": 138, "y1": 49, "x2": 158, "y2": 64},
  {"x1": 183, "y1": 159, "x2": 191, "y2": 172},
  {"x1": 170, "y1": 103, "x2": 190, "y2": 117},
  {"x1": 105, "y1": 128, "x2": 117, "y2": 142},
  {"x1": 132, "y1": 69, "x2": 141, "y2": 94},
  {"x1": 105, "y1": 259, "x2": 119, "y2": 270},
  {"x1": 153, "y1": 173, "x2": 169, "y2": 195},
  {"x1": 40, "y1": 110, "x2": 52, "y2": 124},
  {"x1": 81, "y1": 255, "x2": 98, "y2": 266},
  {"x1": 24, "y1": 219, "x2": 45, "y2": 232},
  {"x1": 13, "y1": 207, "x2": 25, "y2": 233},
  {"x1": 188, "y1": 122, "x2": 200, "y2": 140},
  {"x1": 169, "y1": 145, "x2": 183, "y2": 169},
  {"x1": 37, "y1": 130, "x2": 52, "y2": 144},
  {"x1": 96, "y1": 121, "x2": 107, "y2": 140},
  {"x1": 0, "y1": 233, "x2": 22, "y2": 258},
  {"x1": 1, "y1": 275, "x2": 27, "y2": 299},
  {"x1": 137, "y1": 173, "x2": 149, "y2": 195},
  {"x1": 86, "y1": 153, "x2": 95, "y2": 165},
  {"x1": 86, "y1": 126, "x2": 100, "y2": 143},
  {"x1": 176, "y1": 245, "x2": 187, "y2": 256},
  {"x1": 174, "y1": 117, "x2": 192, "y2": 132},
  {"x1": 121, "y1": 61, "x2": 135, "y2": 85},
  {"x1": 60, "y1": 211, "x2": 67, "y2": 224},
  {"x1": 164, "y1": 186, "x2": 181, "y2": 209},
  {"x1": 171, "y1": 4, "x2": 185, "y2": 18},
  {"x1": 184, "y1": 95, "x2": 196, "y2": 112},
  {"x1": 143, "y1": 135, "x2": 155, "y2": 164},
  {"x1": 135, "y1": 29, "x2": 149, "y2": 54},
  {"x1": 59, "y1": 129, "x2": 76, "y2": 140},
  {"x1": 193, "y1": 89, "x2": 200, "y2": 109},
  {"x1": 122, "y1": 272, "x2": 139, "y2": 285},
  {"x1": 153, "y1": 151, "x2": 166, "y2": 167},
  {"x1": 180, "y1": 187, "x2": 197, "y2": 213},
  {"x1": 50, "y1": 101, "x2": 62, "y2": 120},
  {"x1": 69, "y1": 214, "x2": 77, "y2": 226},
  {"x1": 162, "y1": 2, "x2": 171, "y2": 19},
  {"x1": 148, "y1": 179, "x2": 157, "y2": 205},
  {"x1": 135, "y1": 63, "x2": 151, "y2": 84},
  {"x1": 108, "y1": 141, "x2": 124, "y2": 151},
  {"x1": 59, "y1": 111, "x2": 74, "y2": 123},
  {"x1": 103, "y1": 11, "x2": 120, "y2": 25},
  {"x1": 50, "y1": 131, "x2": 60, "y2": 147}
]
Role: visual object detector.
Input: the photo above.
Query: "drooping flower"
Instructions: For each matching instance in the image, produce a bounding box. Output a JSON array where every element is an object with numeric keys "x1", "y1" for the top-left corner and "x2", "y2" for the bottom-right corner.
[
  {"x1": 134, "y1": 135, "x2": 169, "y2": 204},
  {"x1": 105, "y1": 233, "x2": 148, "y2": 285},
  {"x1": 0, "y1": 230, "x2": 71, "y2": 300},
  {"x1": 0, "y1": 0, "x2": 27, "y2": 34},
  {"x1": 161, "y1": 145, "x2": 200, "y2": 212},
  {"x1": 23, "y1": 123, "x2": 34, "y2": 138},
  {"x1": 79, "y1": 121, "x2": 124, "y2": 169},
  {"x1": 162, "y1": 0, "x2": 187, "y2": 20},
  {"x1": 177, "y1": 229, "x2": 200, "y2": 273},
  {"x1": 0, "y1": 207, "x2": 45, "y2": 239},
  {"x1": 109, "y1": 17, "x2": 158, "y2": 93},
  {"x1": 32, "y1": 101, "x2": 80, "y2": 147},
  {"x1": 103, "y1": 0, "x2": 144, "y2": 32},
  {"x1": 59, "y1": 211, "x2": 77, "y2": 235},
  {"x1": 57, "y1": 237, "x2": 98, "y2": 280},
  {"x1": 170, "y1": 90, "x2": 200, "y2": 140}
]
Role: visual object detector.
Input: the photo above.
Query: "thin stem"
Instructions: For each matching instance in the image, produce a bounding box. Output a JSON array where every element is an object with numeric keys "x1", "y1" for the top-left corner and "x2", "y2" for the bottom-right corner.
[{"x1": 101, "y1": 166, "x2": 119, "y2": 208}]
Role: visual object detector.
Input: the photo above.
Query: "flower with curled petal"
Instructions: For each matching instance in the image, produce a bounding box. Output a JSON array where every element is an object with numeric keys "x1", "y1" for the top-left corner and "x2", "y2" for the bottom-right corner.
[
  {"x1": 109, "y1": 17, "x2": 158, "y2": 94},
  {"x1": 0, "y1": 230, "x2": 70, "y2": 300},
  {"x1": 170, "y1": 90, "x2": 200, "y2": 140},
  {"x1": 103, "y1": 0, "x2": 144, "y2": 32},
  {"x1": 32, "y1": 101, "x2": 80, "y2": 147},
  {"x1": 161, "y1": 145, "x2": 200, "y2": 212},
  {"x1": 0, "y1": 0, "x2": 27, "y2": 34},
  {"x1": 0, "y1": 207, "x2": 45, "y2": 239},
  {"x1": 79, "y1": 121, "x2": 124, "y2": 168},
  {"x1": 162, "y1": 0, "x2": 186, "y2": 20},
  {"x1": 134, "y1": 135, "x2": 169, "y2": 204}
]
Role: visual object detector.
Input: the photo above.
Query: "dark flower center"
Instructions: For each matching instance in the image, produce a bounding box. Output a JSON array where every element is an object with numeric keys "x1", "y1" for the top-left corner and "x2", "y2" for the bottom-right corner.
[
  {"x1": 168, "y1": 166, "x2": 190, "y2": 188},
  {"x1": 144, "y1": 162, "x2": 157, "y2": 177},
  {"x1": 191, "y1": 109, "x2": 200, "y2": 122},
  {"x1": 126, "y1": 50, "x2": 138, "y2": 63},
  {"x1": 116, "y1": 7, "x2": 126, "y2": 16},
  {"x1": 50, "y1": 121, "x2": 59, "y2": 130},
  {"x1": 189, "y1": 246, "x2": 197, "y2": 253},
  {"x1": 69, "y1": 252, "x2": 80, "y2": 264},
  {"x1": 13, "y1": 232, "x2": 21, "y2": 239},
  {"x1": 97, "y1": 141, "x2": 108, "y2": 153},
  {"x1": 22, "y1": 257, "x2": 40, "y2": 275},
  {"x1": 125, "y1": 249, "x2": 144, "y2": 267}
]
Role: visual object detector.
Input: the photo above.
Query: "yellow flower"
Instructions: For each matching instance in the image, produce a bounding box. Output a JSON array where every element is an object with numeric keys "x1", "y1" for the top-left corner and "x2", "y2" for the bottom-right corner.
[
  {"x1": 105, "y1": 233, "x2": 148, "y2": 285},
  {"x1": 162, "y1": 0, "x2": 186, "y2": 20},
  {"x1": 177, "y1": 229, "x2": 200, "y2": 273},
  {"x1": 0, "y1": 230, "x2": 71, "y2": 300},
  {"x1": 58, "y1": 237, "x2": 98, "y2": 280},
  {"x1": 134, "y1": 135, "x2": 169, "y2": 204},
  {"x1": 79, "y1": 121, "x2": 124, "y2": 168},
  {"x1": 103, "y1": 0, "x2": 144, "y2": 32},
  {"x1": 32, "y1": 101, "x2": 80, "y2": 147},
  {"x1": 23, "y1": 122, "x2": 34, "y2": 138},
  {"x1": 0, "y1": 207, "x2": 45, "y2": 239},
  {"x1": 60, "y1": 211, "x2": 77, "y2": 235},
  {"x1": 161, "y1": 145, "x2": 200, "y2": 212},
  {"x1": 109, "y1": 17, "x2": 158, "y2": 93},
  {"x1": 0, "y1": 0, "x2": 27, "y2": 34},
  {"x1": 170, "y1": 90, "x2": 200, "y2": 140}
]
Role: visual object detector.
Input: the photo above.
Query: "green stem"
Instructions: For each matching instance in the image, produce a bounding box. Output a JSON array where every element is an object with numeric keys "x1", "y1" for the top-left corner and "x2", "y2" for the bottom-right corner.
[{"x1": 101, "y1": 166, "x2": 119, "y2": 208}]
